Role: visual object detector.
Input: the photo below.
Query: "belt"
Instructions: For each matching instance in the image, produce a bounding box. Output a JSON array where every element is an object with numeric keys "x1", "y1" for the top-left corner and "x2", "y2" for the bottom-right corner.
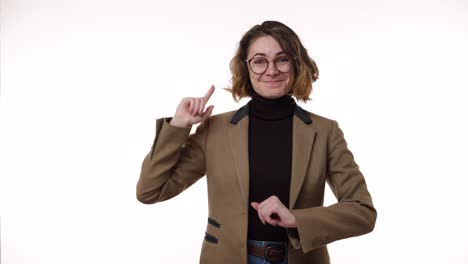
[{"x1": 247, "y1": 243, "x2": 287, "y2": 263}]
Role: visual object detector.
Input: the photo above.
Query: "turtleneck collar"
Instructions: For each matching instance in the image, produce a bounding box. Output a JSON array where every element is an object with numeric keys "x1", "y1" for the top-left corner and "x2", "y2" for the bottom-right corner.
[{"x1": 248, "y1": 89, "x2": 296, "y2": 121}]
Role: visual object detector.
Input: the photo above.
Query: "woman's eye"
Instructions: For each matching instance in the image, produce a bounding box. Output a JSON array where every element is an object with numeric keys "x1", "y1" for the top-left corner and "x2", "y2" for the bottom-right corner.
[
  {"x1": 253, "y1": 58, "x2": 266, "y2": 64},
  {"x1": 277, "y1": 57, "x2": 289, "y2": 63}
]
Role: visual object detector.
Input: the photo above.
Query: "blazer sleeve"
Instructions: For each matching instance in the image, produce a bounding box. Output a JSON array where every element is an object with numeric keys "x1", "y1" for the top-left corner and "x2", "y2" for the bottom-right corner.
[
  {"x1": 288, "y1": 120, "x2": 377, "y2": 253},
  {"x1": 136, "y1": 117, "x2": 208, "y2": 204}
]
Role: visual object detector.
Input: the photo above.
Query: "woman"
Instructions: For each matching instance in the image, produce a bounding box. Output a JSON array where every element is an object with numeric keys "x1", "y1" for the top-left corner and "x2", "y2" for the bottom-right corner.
[{"x1": 136, "y1": 21, "x2": 377, "y2": 264}]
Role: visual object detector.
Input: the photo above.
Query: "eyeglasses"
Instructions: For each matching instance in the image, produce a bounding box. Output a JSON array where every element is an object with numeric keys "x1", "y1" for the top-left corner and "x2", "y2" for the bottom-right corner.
[{"x1": 245, "y1": 55, "x2": 293, "y2": 75}]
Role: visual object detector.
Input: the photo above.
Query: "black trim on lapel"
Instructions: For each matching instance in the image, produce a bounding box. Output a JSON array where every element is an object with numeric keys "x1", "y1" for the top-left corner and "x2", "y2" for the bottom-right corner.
[
  {"x1": 230, "y1": 104, "x2": 249, "y2": 124},
  {"x1": 230, "y1": 101, "x2": 312, "y2": 125},
  {"x1": 294, "y1": 105, "x2": 312, "y2": 124}
]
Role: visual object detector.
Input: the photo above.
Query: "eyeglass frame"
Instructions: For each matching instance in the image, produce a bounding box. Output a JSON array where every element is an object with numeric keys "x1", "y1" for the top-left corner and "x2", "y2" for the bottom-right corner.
[{"x1": 245, "y1": 55, "x2": 296, "y2": 75}]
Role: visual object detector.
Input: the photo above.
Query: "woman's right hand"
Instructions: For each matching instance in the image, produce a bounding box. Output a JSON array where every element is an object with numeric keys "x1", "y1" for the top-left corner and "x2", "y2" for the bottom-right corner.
[{"x1": 169, "y1": 85, "x2": 215, "y2": 128}]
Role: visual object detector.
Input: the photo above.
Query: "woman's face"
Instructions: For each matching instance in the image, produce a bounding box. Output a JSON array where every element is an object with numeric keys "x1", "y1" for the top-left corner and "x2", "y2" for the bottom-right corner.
[{"x1": 246, "y1": 35, "x2": 293, "y2": 99}]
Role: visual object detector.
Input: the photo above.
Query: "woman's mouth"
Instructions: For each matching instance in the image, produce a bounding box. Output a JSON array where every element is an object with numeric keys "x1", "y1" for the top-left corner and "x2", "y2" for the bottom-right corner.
[{"x1": 264, "y1": 80, "x2": 285, "y2": 83}]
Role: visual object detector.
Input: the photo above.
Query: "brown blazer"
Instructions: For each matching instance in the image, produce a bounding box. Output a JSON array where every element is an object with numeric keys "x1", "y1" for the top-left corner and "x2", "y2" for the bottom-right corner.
[{"x1": 136, "y1": 103, "x2": 377, "y2": 264}]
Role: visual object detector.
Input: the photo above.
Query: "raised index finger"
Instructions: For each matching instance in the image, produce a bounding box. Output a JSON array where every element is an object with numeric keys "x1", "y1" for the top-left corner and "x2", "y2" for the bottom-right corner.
[{"x1": 203, "y1": 85, "x2": 215, "y2": 103}]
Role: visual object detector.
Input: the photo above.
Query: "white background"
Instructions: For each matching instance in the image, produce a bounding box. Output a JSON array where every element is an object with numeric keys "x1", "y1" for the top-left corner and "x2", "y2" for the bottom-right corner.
[{"x1": 1, "y1": 0, "x2": 468, "y2": 263}]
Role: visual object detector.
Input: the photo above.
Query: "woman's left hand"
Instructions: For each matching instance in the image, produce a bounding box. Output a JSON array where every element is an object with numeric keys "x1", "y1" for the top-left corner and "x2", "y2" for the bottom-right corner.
[{"x1": 251, "y1": 196, "x2": 297, "y2": 228}]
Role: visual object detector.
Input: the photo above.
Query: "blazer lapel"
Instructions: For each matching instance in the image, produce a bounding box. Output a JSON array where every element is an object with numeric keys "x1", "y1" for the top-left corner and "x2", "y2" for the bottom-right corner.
[
  {"x1": 227, "y1": 113, "x2": 250, "y2": 211},
  {"x1": 289, "y1": 114, "x2": 316, "y2": 209}
]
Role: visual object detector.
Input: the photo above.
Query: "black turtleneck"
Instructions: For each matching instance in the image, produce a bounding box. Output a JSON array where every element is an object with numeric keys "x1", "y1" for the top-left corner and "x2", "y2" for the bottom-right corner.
[{"x1": 247, "y1": 90, "x2": 295, "y2": 242}]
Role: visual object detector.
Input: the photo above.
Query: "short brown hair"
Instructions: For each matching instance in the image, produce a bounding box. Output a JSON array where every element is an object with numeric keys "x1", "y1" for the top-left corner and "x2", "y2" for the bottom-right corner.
[{"x1": 226, "y1": 21, "x2": 319, "y2": 103}]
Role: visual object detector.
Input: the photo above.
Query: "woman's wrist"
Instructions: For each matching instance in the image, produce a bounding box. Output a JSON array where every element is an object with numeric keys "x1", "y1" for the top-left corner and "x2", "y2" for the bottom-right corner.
[{"x1": 169, "y1": 117, "x2": 190, "y2": 128}]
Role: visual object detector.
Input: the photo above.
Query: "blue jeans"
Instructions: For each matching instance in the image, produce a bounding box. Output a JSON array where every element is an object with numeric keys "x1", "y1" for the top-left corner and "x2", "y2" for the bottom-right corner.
[{"x1": 247, "y1": 239, "x2": 288, "y2": 264}]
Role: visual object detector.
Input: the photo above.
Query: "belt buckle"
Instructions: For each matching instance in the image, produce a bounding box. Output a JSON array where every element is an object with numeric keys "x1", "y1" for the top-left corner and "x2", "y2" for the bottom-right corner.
[{"x1": 264, "y1": 244, "x2": 286, "y2": 263}]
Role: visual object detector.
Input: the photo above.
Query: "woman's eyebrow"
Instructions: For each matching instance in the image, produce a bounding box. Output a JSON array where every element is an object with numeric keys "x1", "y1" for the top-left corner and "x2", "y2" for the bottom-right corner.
[{"x1": 251, "y1": 51, "x2": 286, "y2": 57}]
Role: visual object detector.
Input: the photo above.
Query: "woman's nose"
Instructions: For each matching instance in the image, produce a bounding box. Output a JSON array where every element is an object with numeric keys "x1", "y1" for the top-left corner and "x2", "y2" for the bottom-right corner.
[{"x1": 265, "y1": 61, "x2": 279, "y2": 75}]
